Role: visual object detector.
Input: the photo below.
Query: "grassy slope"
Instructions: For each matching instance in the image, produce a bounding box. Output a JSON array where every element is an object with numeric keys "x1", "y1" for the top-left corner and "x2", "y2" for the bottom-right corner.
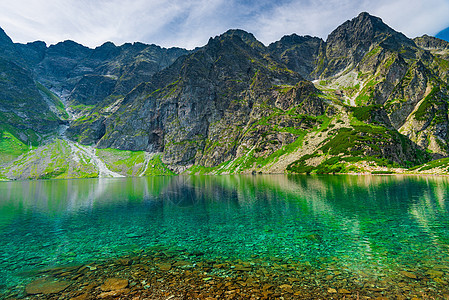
[
  {"x1": 0, "y1": 141, "x2": 176, "y2": 180},
  {"x1": 96, "y1": 149, "x2": 175, "y2": 177}
]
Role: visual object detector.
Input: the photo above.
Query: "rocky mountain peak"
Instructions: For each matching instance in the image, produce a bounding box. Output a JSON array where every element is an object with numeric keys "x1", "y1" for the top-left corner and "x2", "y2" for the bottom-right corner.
[
  {"x1": 320, "y1": 12, "x2": 415, "y2": 77},
  {"x1": 47, "y1": 40, "x2": 91, "y2": 58},
  {"x1": 267, "y1": 34, "x2": 325, "y2": 80},
  {"x1": 0, "y1": 27, "x2": 13, "y2": 46},
  {"x1": 326, "y1": 12, "x2": 398, "y2": 47},
  {"x1": 221, "y1": 29, "x2": 258, "y2": 42},
  {"x1": 216, "y1": 29, "x2": 266, "y2": 51},
  {"x1": 414, "y1": 34, "x2": 449, "y2": 50},
  {"x1": 273, "y1": 34, "x2": 323, "y2": 48},
  {"x1": 90, "y1": 41, "x2": 121, "y2": 60}
]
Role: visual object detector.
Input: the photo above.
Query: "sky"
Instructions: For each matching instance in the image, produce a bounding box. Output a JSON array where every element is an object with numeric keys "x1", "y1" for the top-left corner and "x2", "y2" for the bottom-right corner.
[{"x1": 0, "y1": 0, "x2": 448, "y2": 49}]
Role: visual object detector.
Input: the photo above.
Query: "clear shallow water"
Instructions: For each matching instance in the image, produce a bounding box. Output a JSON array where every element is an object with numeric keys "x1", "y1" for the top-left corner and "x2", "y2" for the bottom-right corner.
[{"x1": 0, "y1": 175, "x2": 449, "y2": 295}]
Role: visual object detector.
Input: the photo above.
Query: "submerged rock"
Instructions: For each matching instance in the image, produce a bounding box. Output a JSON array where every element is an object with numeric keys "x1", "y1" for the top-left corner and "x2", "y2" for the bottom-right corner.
[
  {"x1": 156, "y1": 262, "x2": 172, "y2": 271},
  {"x1": 400, "y1": 270, "x2": 418, "y2": 279},
  {"x1": 25, "y1": 277, "x2": 70, "y2": 295},
  {"x1": 99, "y1": 277, "x2": 128, "y2": 291}
]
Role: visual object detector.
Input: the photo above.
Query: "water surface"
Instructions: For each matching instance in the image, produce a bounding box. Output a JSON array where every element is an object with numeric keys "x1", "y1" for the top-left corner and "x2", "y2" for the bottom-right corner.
[{"x1": 1, "y1": 175, "x2": 448, "y2": 297}]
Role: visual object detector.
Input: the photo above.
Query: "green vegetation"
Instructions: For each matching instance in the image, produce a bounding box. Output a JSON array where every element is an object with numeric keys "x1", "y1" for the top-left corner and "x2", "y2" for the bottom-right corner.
[
  {"x1": 414, "y1": 86, "x2": 440, "y2": 121},
  {"x1": 97, "y1": 148, "x2": 145, "y2": 176},
  {"x1": 287, "y1": 116, "x2": 430, "y2": 175},
  {"x1": 36, "y1": 82, "x2": 69, "y2": 119},
  {"x1": 410, "y1": 157, "x2": 449, "y2": 172},
  {"x1": 273, "y1": 84, "x2": 294, "y2": 94},
  {"x1": 371, "y1": 170, "x2": 394, "y2": 174},
  {"x1": 1, "y1": 140, "x2": 101, "y2": 180},
  {"x1": 350, "y1": 105, "x2": 382, "y2": 122},
  {"x1": 287, "y1": 154, "x2": 397, "y2": 175},
  {"x1": 0, "y1": 112, "x2": 42, "y2": 147},
  {"x1": 97, "y1": 148, "x2": 175, "y2": 177},
  {"x1": 69, "y1": 104, "x2": 95, "y2": 112},
  {"x1": 355, "y1": 78, "x2": 379, "y2": 106},
  {"x1": 364, "y1": 46, "x2": 382, "y2": 59},
  {"x1": 319, "y1": 125, "x2": 389, "y2": 156},
  {"x1": 0, "y1": 130, "x2": 29, "y2": 164},
  {"x1": 141, "y1": 154, "x2": 176, "y2": 176}
]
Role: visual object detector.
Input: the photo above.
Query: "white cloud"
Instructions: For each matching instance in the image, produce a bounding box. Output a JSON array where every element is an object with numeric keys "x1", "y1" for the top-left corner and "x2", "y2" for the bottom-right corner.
[
  {"x1": 0, "y1": 0, "x2": 448, "y2": 49},
  {"x1": 251, "y1": 0, "x2": 449, "y2": 45},
  {"x1": 370, "y1": 0, "x2": 449, "y2": 37}
]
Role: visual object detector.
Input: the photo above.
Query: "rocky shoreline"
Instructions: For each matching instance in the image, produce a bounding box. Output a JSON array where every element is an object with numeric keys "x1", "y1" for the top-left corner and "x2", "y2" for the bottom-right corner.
[{"x1": 3, "y1": 246, "x2": 448, "y2": 299}]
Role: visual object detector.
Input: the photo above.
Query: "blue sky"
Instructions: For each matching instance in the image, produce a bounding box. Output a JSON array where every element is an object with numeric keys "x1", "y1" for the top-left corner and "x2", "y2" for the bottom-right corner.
[{"x1": 0, "y1": 0, "x2": 448, "y2": 49}]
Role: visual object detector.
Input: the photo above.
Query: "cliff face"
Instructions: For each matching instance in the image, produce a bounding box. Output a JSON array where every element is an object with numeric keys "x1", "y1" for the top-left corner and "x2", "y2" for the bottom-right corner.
[
  {"x1": 0, "y1": 33, "x2": 62, "y2": 147},
  {"x1": 2, "y1": 12, "x2": 449, "y2": 178},
  {"x1": 268, "y1": 34, "x2": 325, "y2": 80},
  {"x1": 88, "y1": 30, "x2": 327, "y2": 172}
]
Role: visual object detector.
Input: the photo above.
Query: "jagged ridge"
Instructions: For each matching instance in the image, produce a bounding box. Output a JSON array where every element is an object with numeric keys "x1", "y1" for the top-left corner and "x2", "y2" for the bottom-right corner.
[{"x1": 1, "y1": 12, "x2": 449, "y2": 179}]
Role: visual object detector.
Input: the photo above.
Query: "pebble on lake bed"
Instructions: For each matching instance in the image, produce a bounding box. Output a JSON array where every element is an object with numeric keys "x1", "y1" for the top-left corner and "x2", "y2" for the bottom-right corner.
[
  {"x1": 4, "y1": 246, "x2": 449, "y2": 300},
  {"x1": 99, "y1": 278, "x2": 128, "y2": 291}
]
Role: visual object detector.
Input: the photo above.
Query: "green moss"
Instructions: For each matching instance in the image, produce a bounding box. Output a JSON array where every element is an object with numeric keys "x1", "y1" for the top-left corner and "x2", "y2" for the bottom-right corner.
[
  {"x1": 435, "y1": 57, "x2": 449, "y2": 72},
  {"x1": 319, "y1": 126, "x2": 386, "y2": 156},
  {"x1": 414, "y1": 157, "x2": 449, "y2": 171},
  {"x1": 414, "y1": 86, "x2": 440, "y2": 121},
  {"x1": 354, "y1": 78, "x2": 380, "y2": 106},
  {"x1": 97, "y1": 148, "x2": 174, "y2": 176},
  {"x1": 69, "y1": 104, "x2": 95, "y2": 111},
  {"x1": 350, "y1": 105, "x2": 382, "y2": 122},
  {"x1": 273, "y1": 85, "x2": 294, "y2": 94},
  {"x1": 97, "y1": 148, "x2": 145, "y2": 176},
  {"x1": 0, "y1": 130, "x2": 29, "y2": 164},
  {"x1": 287, "y1": 153, "x2": 398, "y2": 174},
  {"x1": 383, "y1": 56, "x2": 396, "y2": 70},
  {"x1": 371, "y1": 170, "x2": 394, "y2": 174},
  {"x1": 365, "y1": 46, "x2": 382, "y2": 59},
  {"x1": 142, "y1": 154, "x2": 176, "y2": 176}
]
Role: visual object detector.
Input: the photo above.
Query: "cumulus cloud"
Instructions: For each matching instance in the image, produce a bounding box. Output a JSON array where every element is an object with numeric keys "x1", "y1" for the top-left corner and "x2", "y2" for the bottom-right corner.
[{"x1": 0, "y1": 0, "x2": 448, "y2": 49}]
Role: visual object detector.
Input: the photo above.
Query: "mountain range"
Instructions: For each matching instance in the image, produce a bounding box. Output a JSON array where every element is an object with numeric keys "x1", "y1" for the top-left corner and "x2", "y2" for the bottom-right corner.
[{"x1": 1, "y1": 12, "x2": 449, "y2": 180}]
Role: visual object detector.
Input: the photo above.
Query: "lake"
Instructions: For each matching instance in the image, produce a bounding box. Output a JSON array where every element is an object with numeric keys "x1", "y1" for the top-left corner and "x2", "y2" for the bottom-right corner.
[{"x1": 0, "y1": 175, "x2": 448, "y2": 299}]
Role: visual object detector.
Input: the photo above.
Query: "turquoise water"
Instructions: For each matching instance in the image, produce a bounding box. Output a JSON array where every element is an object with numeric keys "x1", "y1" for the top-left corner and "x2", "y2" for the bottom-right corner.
[{"x1": 1, "y1": 175, "x2": 449, "y2": 296}]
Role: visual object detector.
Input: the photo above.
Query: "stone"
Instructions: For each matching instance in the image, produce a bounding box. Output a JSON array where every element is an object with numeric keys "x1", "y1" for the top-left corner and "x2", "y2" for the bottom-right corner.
[
  {"x1": 26, "y1": 277, "x2": 70, "y2": 295},
  {"x1": 338, "y1": 288, "x2": 351, "y2": 294},
  {"x1": 173, "y1": 261, "x2": 192, "y2": 267},
  {"x1": 279, "y1": 284, "x2": 292, "y2": 289},
  {"x1": 100, "y1": 278, "x2": 129, "y2": 291},
  {"x1": 434, "y1": 277, "x2": 448, "y2": 284},
  {"x1": 400, "y1": 271, "x2": 417, "y2": 279},
  {"x1": 70, "y1": 293, "x2": 89, "y2": 300},
  {"x1": 279, "y1": 284, "x2": 293, "y2": 293},
  {"x1": 126, "y1": 233, "x2": 142, "y2": 238},
  {"x1": 156, "y1": 263, "x2": 172, "y2": 271},
  {"x1": 235, "y1": 266, "x2": 252, "y2": 271},
  {"x1": 426, "y1": 270, "x2": 444, "y2": 278},
  {"x1": 98, "y1": 289, "x2": 130, "y2": 298},
  {"x1": 117, "y1": 258, "x2": 132, "y2": 266},
  {"x1": 263, "y1": 284, "x2": 273, "y2": 290}
]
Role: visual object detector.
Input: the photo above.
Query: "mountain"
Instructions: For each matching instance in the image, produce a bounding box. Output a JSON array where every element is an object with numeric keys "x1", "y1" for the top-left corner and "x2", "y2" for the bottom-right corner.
[
  {"x1": 0, "y1": 32, "x2": 189, "y2": 168},
  {"x1": 268, "y1": 34, "x2": 325, "y2": 80},
  {"x1": 2, "y1": 12, "x2": 449, "y2": 179}
]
